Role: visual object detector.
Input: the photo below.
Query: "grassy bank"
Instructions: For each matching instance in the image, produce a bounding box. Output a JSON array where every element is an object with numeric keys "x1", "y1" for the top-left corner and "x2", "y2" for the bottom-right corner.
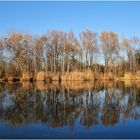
[
  {"x1": 0, "y1": 71, "x2": 140, "y2": 82},
  {"x1": 1, "y1": 80, "x2": 140, "y2": 92}
]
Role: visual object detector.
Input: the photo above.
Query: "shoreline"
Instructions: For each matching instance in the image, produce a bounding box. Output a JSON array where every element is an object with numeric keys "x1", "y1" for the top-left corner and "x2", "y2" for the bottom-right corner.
[
  {"x1": 0, "y1": 79, "x2": 140, "y2": 91},
  {"x1": 0, "y1": 71, "x2": 140, "y2": 82},
  {"x1": 0, "y1": 78, "x2": 140, "y2": 82}
]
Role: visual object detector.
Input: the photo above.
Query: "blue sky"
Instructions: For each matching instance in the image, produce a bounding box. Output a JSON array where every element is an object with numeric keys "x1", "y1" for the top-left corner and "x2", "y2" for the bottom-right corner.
[{"x1": 0, "y1": 1, "x2": 140, "y2": 39}]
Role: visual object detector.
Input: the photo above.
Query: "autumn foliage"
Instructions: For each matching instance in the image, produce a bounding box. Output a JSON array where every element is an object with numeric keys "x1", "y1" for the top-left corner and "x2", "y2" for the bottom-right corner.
[{"x1": 0, "y1": 30, "x2": 140, "y2": 81}]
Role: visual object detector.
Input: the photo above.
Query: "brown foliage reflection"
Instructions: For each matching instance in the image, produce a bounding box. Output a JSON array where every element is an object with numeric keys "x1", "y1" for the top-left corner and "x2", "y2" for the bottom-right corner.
[{"x1": 0, "y1": 81, "x2": 140, "y2": 128}]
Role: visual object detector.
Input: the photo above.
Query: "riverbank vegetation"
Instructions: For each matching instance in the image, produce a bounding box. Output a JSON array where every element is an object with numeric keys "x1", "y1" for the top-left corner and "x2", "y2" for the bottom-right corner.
[{"x1": 0, "y1": 30, "x2": 140, "y2": 81}]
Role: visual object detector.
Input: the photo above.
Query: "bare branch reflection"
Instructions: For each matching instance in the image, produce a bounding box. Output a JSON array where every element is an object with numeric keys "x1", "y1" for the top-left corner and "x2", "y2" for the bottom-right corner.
[{"x1": 0, "y1": 81, "x2": 140, "y2": 128}]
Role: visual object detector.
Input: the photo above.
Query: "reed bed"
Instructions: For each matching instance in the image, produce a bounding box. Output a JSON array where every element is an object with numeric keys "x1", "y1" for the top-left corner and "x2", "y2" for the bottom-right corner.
[
  {"x1": 36, "y1": 71, "x2": 45, "y2": 81},
  {"x1": 61, "y1": 70, "x2": 94, "y2": 81},
  {"x1": 20, "y1": 72, "x2": 33, "y2": 81},
  {"x1": 1, "y1": 70, "x2": 140, "y2": 82}
]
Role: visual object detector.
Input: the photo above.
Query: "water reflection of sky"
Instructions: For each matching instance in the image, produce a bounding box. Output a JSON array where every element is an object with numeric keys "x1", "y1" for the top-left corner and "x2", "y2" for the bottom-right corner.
[
  {"x1": 0, "y1": 82, "x2": 140, "y2": 138},
  {"x1": 1, "y1": 94, "x2": 15, "y2": 109},
  {"x1": 0, "y1": 119, "x2": 140, "y2": 138}
]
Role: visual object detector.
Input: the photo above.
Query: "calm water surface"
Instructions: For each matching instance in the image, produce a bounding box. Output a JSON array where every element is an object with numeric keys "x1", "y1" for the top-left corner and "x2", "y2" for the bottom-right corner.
[{"x1": 0, "y1": 81, "x2": 140, "y2": 138}]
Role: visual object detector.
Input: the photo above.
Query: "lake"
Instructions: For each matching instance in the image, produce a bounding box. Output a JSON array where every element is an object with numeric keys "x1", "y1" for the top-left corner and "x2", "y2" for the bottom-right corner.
[{"x1": 0, "y1": 81, "x2": 140, "y2": 138}]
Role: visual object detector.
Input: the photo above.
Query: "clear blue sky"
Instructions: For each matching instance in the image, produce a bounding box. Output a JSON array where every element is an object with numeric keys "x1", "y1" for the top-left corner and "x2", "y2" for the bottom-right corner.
[{"x1": 0, "y1": 1, "x2": 140, "y2": 38}]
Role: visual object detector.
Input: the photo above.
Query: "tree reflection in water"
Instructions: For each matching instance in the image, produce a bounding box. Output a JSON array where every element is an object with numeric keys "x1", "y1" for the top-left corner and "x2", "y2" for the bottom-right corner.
[{"x1": 0, "y1": 81, "x2": 140, "y2": 128}]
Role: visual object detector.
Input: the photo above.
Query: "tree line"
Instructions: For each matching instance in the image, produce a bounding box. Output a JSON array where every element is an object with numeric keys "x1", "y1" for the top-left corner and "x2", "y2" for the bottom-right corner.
[{"x1": 0, "y1": 30, "x2": 140, "y2": 80}]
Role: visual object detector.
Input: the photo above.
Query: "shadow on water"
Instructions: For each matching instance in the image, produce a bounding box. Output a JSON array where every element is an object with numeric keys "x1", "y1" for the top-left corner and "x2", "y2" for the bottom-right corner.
[{"x1": 0, "y1": 81, "x2": 140, "y2": 138}]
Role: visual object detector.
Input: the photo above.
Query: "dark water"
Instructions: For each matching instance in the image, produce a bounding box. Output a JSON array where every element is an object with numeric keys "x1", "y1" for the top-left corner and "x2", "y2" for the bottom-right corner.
[{"x1": 0, "y1": 81, "x2": 140, "y2": 138}]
